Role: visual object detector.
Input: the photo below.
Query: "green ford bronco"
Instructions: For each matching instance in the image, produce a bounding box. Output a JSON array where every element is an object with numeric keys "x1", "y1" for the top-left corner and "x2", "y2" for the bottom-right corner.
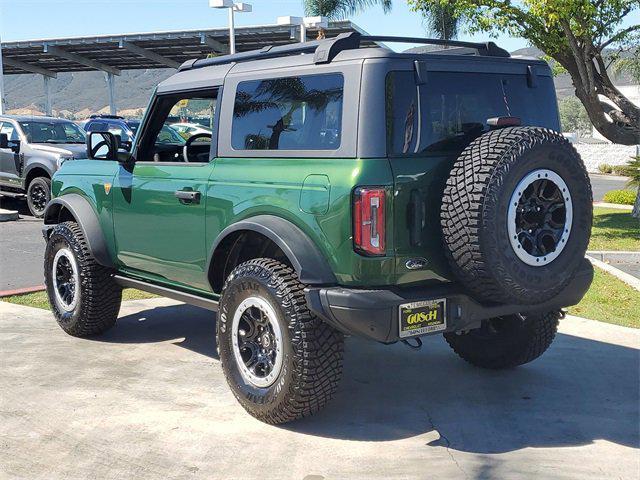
[{"x1": 43, "y1": 33, "x2": 593, "y2": 424}]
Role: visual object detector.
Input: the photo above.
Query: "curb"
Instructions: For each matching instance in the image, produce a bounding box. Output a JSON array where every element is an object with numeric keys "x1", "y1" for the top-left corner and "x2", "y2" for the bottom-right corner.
[
  {"x1": 0, "y1": 208, "x2": 19, "y2": 222},
  {"x1": 593, "y1": 202, "x2": 634, "y2": 210},
  {"x1": 0, "y1": 285, "x2": 46, "y2": 298},
  {"x1": 589, "y1": 173, "x2": 630, "y2": 181},
  {"x1": 586, "y1": 255, "x2": 640, "y2": 292},
  {"x1": 587, "y1": 251, "x2": 640, "y2": 264}
]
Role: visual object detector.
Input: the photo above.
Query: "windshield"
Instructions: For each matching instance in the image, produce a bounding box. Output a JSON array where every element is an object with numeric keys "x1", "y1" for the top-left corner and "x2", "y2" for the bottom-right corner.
[
  {"x1": 19, "y1": 121, "x2": 86, "y2": 144},
  {"x1": 126, "y1": 120, "x2": 141, "y2": 136}
]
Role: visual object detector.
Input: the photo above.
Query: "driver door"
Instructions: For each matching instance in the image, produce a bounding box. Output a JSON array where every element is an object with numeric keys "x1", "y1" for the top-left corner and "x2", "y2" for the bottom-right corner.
[
  {"x1": 112, "y1": 90, "x2": 217, "y2": 291},
  {"x1": 0, "y1": 121, "x2": 21, "y2": 187}
]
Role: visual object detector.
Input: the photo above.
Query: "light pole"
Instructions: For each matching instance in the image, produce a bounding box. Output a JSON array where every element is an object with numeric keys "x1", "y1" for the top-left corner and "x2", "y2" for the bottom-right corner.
[
  {"x1": 277, "y1": 16, "x2": 328, "y2": 43},
  {"x1": 210, "y1": 0, "x2": 252, "y2": 55},
  {"x1": 0, "y1": 33, "x2": 5, "y2": 115}
]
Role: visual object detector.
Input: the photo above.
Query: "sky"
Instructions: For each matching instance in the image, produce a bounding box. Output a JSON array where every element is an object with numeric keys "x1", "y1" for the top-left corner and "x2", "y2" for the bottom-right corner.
[{"x1": 0, "y1": 0, "x2": 638, "y2": 52}]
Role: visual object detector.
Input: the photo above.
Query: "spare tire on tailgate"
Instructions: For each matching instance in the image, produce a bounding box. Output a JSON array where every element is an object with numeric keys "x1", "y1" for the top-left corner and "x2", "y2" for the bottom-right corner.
[{"x1": 441, "y1": 127, "x2": 592, "y2": 305}]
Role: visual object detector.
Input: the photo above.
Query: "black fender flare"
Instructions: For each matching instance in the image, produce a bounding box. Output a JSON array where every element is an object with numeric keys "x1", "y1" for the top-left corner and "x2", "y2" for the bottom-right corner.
[
  {"x1": 208, "y1": 215, "x2": 337, "y2": 288},
  {"x1": 42, "y1": 194, "x2": 114, "y2": 268},
  {"x1": 23, "y1": 161, "x2": 55, "y2": 180}
]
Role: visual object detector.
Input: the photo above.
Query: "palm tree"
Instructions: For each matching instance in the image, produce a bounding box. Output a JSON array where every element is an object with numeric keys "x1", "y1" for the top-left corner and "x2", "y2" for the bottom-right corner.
[
  {"x1": 626, "y1": 155, "x2": 640, "y2": 219},
  {"x1": 303, "y1": 0, "x2": 392, "y2": 39},
  {"x1": 422, "y1": 2, "x2": 460, "y2": 40}
]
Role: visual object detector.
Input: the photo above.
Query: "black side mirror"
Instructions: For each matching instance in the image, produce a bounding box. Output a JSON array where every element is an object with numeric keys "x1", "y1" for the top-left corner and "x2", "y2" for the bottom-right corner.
[
  {"x1": 87, "y1": 131, "x2": 118, "y2": 160},
  {"x1": 0, "y1": 134, "x2": 20, "y2": 153}
]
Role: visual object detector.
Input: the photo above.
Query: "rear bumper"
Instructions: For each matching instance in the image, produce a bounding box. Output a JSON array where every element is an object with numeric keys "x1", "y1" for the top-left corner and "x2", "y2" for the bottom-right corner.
[{"x1": 306, "y1": 258, "x2": 593, "y2": 343}]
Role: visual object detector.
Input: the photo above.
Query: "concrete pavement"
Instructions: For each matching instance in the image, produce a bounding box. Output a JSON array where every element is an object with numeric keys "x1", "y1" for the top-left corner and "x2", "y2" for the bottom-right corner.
[{"x1": 1, "y1": 298, "x2": 638, "y2": 480}]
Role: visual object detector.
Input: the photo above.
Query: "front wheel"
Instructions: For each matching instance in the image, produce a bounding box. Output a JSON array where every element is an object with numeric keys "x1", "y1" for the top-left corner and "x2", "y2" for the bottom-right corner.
[
  {"x1": 27, "y1": 176, "x2": 51, "y2": 218},
  {"x1": 45, "y1": 221, "x2": 122, "y2": 337},
  {"x1": 444, "y1": 311, "x2": 561, "y2": 369},
  {"x1": 217, "y1": 258, "x2": 344, "y2": 424}
]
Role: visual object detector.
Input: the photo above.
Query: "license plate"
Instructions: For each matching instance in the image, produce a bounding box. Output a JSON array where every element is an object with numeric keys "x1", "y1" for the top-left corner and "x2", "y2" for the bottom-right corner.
[{"x1": 399, "y1": 299, "x2": 447, "y2": 338}]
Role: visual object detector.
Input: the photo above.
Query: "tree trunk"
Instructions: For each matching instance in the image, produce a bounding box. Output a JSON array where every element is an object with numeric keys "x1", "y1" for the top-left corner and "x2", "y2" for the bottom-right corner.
[
  {"x1": 633, "y1": 189, "x2": 640, "y2": 219},
  {"x1": 555, "y1": 43, "x2": 640, "y2": 145}
]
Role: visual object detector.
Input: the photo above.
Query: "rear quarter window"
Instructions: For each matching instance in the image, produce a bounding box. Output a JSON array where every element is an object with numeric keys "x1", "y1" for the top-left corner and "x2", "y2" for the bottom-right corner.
[
  {"x1": 231, "y1": 73, "x2": 344, "y2": 151},
  {"x1": 386, "y1": 70, "x2": 559, "y2": 156}
]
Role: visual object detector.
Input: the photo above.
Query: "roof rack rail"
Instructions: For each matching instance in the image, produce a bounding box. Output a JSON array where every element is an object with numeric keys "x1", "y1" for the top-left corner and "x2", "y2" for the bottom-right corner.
[
  {"x1": 178, "y1": 32, "x2": 509, "y2": 72},
  {"x1": 362, "y1": 35, "x2": 510, "y2": 58}
]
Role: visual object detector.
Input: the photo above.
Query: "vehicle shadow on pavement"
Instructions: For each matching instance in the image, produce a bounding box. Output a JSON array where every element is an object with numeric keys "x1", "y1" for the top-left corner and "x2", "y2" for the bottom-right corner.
[
  {"x1": 286, "y1": 332, "x2": 640, "y2": 453},
  {"x1": 96, "y1": 304, "x2": 219, "y2": 360},
  {"x1": 88, "y1": 303, "x2": 639, "y2": 453}
]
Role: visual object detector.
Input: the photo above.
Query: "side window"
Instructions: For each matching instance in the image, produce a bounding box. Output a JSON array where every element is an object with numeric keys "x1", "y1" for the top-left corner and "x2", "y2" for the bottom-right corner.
[
  {"x1": 0, "y1": 122, "x2": 19, "y2": 141},
  {"x1": 231, "y1": 73, "x2": 344, "y2": 151},
  {"x1": 137, "y1": 93, "x2": 216, "y2": 163}
]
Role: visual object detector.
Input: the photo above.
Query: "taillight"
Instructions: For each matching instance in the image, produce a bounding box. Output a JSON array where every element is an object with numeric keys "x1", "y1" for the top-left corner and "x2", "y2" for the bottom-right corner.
[{"x1": 353, "y1": 187, "x2": 386, "y2": 256}]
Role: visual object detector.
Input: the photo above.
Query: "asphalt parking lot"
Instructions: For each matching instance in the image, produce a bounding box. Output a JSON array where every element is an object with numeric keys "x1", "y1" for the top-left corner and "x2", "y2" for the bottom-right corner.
[
  {"x1": 1, "y1": 298, "x2": 638, "y2": 480},
  {"x1": 0, "y1": 197, "x2": 45, "y2": 292},
  {"x1": 589, "y1": 173, "x2": 631, "y2": 202}
]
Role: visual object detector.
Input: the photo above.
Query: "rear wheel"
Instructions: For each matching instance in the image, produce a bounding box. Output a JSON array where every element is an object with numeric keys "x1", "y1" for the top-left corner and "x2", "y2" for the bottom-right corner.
[
  {"x1": 217, "y1": 258, "x2": 344, "y2": 424},
  {"x1": 444, "y1": 311, "x2": 561, "y2": 369},
  {"x1": 27, "y1": 176, "x2": 51, "y2": 218},
  {"x1": 44, "y1": 221, "x2": 122, "y2": 337}
]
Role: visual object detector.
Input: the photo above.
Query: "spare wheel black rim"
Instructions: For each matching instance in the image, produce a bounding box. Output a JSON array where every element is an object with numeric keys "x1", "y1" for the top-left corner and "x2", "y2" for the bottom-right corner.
[{"x1": 507, "y1": 169, "x2": 573, "y2": 266}]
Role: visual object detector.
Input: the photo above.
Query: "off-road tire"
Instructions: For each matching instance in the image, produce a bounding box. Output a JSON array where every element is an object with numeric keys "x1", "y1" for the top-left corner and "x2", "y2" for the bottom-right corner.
[
  {"x1": 441, "y1": 127, "x2": 592, "y2": 305},
  {"x1": 444, "y1": 310, "x2": 561, "y2": 369},
  {"x1": 27, "y1": 176, "x2": 51, "y2": 218},
  {"x1": 217, "y1": 258, "x2": 344, "y2": 424},
  {"x1": 44, "y1": 221, "x2": 122, "y2": 336}
]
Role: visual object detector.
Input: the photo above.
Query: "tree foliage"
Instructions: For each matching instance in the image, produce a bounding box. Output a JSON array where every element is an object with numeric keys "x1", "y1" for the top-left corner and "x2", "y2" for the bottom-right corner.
[
  {"x1": 303, "y1": 0, "x2": 392, "y2": 38},
  {"x1": 407, "y1": 0, "x2": 640, "y2": 145},
  {"x1": 303, "y1": 0, "x2": 391, "y2": 19},
  {"x1": 558, "y1": 96, "x2": 593, "y2": 135}
]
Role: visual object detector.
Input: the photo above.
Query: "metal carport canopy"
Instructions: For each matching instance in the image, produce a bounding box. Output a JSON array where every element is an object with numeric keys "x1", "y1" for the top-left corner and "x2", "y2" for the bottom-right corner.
[{"x1": 0, "y1": 20, "x2": 365, "y2": 114}]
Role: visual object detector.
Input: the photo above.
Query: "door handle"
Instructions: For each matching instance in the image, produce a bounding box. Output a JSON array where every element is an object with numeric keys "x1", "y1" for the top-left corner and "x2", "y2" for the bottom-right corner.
[{"x1": 174, "y1": 189, "x2": 201, "y2": 204}]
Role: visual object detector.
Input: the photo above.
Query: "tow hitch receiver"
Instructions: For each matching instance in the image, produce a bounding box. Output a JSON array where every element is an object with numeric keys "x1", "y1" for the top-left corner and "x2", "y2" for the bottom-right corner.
[{"x1": 401, "y1": 337, "x2": 423, "y2": 350}]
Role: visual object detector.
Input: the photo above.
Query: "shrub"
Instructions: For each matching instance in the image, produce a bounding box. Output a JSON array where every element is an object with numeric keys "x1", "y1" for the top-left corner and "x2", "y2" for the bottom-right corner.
[
  {"x1": 612, "y1": 165, "x2": 631, "y2": 176},
  {"x1": 603, "y1": 189, "x2": 637, "y2": 205},
  {"x1": 626, "y1": 156, "x2": 640, "y2": 189},
  {"x1": 598, "y1": 163, "x2": 613, "y2": 174}
]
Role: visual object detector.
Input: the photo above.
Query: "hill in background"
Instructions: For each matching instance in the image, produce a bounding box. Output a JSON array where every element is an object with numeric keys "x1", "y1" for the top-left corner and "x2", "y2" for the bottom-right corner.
[{"x1": 3, "y1": 68, "x2": 174, "y2": 118}]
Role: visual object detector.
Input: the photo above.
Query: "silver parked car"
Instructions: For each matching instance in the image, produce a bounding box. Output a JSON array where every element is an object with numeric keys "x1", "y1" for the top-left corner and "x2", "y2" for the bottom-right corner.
[{"x1": 0, "y1": 115, "x2": 87, "y2": 217}]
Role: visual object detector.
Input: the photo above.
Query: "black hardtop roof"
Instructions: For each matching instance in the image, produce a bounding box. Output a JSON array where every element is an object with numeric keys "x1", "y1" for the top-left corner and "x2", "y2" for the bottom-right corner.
[{"x1": 157, "y1": 32, "x2": 549, "y2": 93}]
